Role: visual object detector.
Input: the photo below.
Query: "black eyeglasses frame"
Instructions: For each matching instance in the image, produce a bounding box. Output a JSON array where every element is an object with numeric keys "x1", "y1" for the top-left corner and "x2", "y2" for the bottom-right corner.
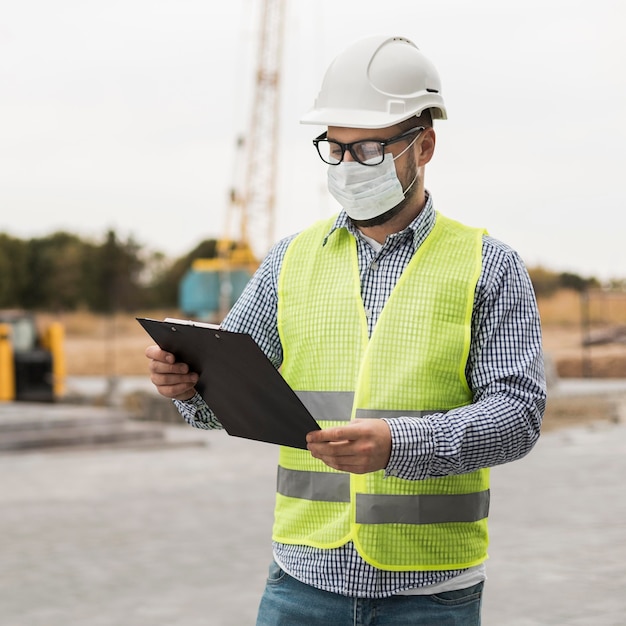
[{"x1": 312, "y1": 126, "x2": 425, "y2": 166}]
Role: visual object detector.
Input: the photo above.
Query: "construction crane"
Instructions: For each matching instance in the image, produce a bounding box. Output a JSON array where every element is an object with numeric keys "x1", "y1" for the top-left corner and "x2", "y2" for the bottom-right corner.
[{"x1": 179, "y1": 0, "x2": 286, "y2": 321}]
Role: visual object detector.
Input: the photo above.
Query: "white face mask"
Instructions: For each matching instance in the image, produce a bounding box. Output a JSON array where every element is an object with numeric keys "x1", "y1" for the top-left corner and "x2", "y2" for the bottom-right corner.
[{"x1": 326, "y1": 137, "x2": 419, "y2": 221}]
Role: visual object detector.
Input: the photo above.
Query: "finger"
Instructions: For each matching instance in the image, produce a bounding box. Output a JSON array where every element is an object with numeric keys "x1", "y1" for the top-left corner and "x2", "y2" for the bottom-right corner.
[
  {"x1": 149, "y1": 359, "x2": 191, "y2": 376},
  {"x1": 150, "y1": 371, "x2": 198, "y2": 387},
  {"x1": 310, "y1": 452, "x2": 370, "y2": 474},
  {"x1": 307, "y1": 443, "x2": 363, "y2": 471},
  {"x1": 155, "y1": 381, "x2": 197, "y2": 401},
  {"x1": 308, "y1": 439, "x2": 354, "y2": 456},
  {"x1": 309, "y1": 448, "x2": 382, "y2": 474},
  {"x1": 145, "y1": 344, "x2": 174, "y2": 363},
  {"x1": 306, "y1": 426, "x2": 359, "y2": 444}
]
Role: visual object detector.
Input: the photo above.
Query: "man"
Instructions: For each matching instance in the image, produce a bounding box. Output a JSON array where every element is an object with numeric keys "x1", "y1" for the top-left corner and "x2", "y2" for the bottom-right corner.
[{"x1": 147, "y1": 35, "x2": 546, "y2": 625}]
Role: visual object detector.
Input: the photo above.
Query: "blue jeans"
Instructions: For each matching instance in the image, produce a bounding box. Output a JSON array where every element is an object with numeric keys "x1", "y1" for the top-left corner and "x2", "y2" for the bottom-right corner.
[{"x1": 256, "y1": 561, "x2": 483, "y2": 626}]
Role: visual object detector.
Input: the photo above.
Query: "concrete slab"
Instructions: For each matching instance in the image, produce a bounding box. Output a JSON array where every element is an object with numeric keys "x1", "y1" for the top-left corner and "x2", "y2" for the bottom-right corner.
[
  {"x1": 0, "y1": 402, "x2": 201, "y2": 452},
  {"x1": 484, "y1": 420, "x2": 626, "y2": 626},
  {"x1": 1, "y1": 414, "x2": 625, "y2": 625}
]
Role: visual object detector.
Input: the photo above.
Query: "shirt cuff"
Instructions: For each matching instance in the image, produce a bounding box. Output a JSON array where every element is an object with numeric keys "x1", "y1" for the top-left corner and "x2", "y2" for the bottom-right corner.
[
  {"x1": 382, "y1": 416, "x2": 437, "y2": 481},
  {"x1": 172, "y1": 392, "x2": 223, "y2": 430}
]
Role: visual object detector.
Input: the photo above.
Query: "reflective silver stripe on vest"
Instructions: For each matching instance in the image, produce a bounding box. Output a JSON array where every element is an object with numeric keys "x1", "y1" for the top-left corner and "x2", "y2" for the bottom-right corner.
[
  {"x1": 295, "y1": 391, "x2": 354, "y2": 422},
  {"x1": 295, "y1": 391, "x2": 446, "y2": 422},
  {"x1": 277, "y1": 466, "x2": 350, "y2": 503},
  {"x1": 355, "y1": 408, "x2": 443, "y2": 420},
  {"x1": 356, "y1": 491, "x2": 490, "y2": 525},
  {"x1": 277, "y1": 466, "x2": 489, "y2": 524}
]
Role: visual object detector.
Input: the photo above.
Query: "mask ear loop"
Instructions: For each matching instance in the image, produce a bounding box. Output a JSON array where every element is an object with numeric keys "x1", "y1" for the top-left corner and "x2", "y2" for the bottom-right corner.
[
  {"x1": 391, "y1": 131, "x2": 422, "y2": 196},
  {"x1": 401, "y1": 168, "x2": 419, "y2": 197},
  {"x1": 391, "y1": 130, "x2": 423, "y2": 162}
]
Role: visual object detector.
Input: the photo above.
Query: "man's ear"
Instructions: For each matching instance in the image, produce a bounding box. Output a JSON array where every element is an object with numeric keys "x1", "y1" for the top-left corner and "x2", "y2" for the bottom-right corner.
[{"x1": 417, "y1": 127, "x2": 436, "y2": 166}]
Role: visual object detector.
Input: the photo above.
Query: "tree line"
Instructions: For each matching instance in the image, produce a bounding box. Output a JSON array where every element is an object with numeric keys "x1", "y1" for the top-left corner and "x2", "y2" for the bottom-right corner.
[
  {"x1": 0, "y1": 229, "x2": 616, "y2": 312},
  {"x1": 0, "y1": 230, "x2": 220, "y2": 312},
  {"x1": 528, "y1": 267, "x2": 601, "y2": 297}
]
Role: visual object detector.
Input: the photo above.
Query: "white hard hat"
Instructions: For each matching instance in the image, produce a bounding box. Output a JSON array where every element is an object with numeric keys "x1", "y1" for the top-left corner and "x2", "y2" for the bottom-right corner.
[{"x1": 300, "y1": 35, "x2": 447, "y2": 129}]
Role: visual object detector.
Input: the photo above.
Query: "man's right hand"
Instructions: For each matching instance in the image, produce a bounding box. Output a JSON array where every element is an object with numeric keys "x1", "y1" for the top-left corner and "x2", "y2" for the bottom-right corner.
[{"x1": 145, "y1": 344, "x2": 199, "y2": 401}]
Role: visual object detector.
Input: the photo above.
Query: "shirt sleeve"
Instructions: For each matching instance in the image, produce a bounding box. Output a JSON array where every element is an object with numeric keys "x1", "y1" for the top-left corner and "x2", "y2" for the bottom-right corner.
[
  {"x1": 173, "y1": 392, "x2": 223, "y2": 430},
  {"x1": 220, "y1": 236, "x2": 294, "y2": 367},
  {"x1": 170, "y1": 236, "x2": 294, "y2": 427},
  {"x1": 384, "y1": 237, "x2": 547, "y2": 481}
]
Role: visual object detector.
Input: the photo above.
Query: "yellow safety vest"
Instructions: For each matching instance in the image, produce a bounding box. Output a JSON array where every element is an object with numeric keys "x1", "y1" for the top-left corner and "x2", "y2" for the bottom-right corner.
[{"x1": 274, "y1": 212, "x2": 489, "y2": 571}]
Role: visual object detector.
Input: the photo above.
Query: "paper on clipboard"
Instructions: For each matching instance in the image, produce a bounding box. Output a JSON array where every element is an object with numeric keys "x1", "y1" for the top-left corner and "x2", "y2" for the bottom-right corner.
[{"x1": 137, "y1": 317, "x2": 320, "y2": 449}]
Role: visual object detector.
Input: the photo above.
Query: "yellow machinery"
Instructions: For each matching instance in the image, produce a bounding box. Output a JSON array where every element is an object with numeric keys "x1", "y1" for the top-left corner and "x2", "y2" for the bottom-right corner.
[
  {"x1": 0, "y1": 311, "x2": 65, "y2": 402},
  {"x1": 179, "y1": 238, "x2": 259, "y2": 320}
]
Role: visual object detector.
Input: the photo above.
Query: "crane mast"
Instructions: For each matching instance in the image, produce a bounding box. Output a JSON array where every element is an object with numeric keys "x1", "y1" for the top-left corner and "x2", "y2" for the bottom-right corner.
[
  {"x1": 220, "y1": 0, "x2": 285, "y2": 262},
  {"x1": 180, "y1": 0, "x2": 286, "y2": 320}
]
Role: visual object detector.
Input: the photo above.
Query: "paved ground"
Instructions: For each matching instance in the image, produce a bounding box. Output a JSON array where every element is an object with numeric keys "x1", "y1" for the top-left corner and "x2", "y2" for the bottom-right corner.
[{"x1": 1, "y1": 403, "x2": 626, "y2": 625}]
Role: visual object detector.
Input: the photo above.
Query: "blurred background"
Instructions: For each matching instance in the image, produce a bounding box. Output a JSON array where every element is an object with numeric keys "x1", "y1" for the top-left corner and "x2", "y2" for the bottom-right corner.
[
  {"x1": 1, "y1": 0, "x2": 625, "y2": 277},
  {"x1": 1, "y1": 1, "x2": 625, "y2": 624}
]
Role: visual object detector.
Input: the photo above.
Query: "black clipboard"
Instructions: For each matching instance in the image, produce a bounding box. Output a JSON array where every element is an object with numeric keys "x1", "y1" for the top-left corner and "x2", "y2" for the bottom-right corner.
[{"x1": 137, "y1": 317, "x2": 320, "y2": 449}]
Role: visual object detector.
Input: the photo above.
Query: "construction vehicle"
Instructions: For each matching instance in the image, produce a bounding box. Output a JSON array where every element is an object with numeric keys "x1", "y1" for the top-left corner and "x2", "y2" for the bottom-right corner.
[
  {"x1": 179, "y1": 0, "x2": 285, "y2": 321},
  {"x1": 179, "y1": 234, "x2": 259, "y2": 321},
  {"x1": 0, "y1": 310, "x2": 65, "y2": 402}
]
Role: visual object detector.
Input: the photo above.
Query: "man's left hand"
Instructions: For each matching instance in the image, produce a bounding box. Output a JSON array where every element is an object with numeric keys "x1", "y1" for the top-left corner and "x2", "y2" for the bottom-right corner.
[{"x1": 306, "y1": 419, "x2": 392, "y2": 474}]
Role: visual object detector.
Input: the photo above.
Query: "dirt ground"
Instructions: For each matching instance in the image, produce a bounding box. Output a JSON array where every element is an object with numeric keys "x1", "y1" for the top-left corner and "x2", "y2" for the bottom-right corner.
[
  {"x1": 56, "y1": 312, "x2": 626, "y2": 379},
  {"x1": 542, "y1": 325, "x2": 626, "y2": 379},
  {"x1": 51, "y1": 311, "x2": 626, "y2": 434}
]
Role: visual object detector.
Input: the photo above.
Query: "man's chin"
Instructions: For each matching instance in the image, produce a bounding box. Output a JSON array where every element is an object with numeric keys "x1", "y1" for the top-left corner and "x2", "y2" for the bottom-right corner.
[{"x1": 349, "y1": 203, "x2": 405, "y2": 228}]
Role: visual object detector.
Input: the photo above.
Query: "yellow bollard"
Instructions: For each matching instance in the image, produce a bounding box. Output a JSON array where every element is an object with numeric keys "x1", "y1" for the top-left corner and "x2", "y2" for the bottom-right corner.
[
  {"x1": 0, "y1": 323, "x2": 15, "y2": 402},
  {"x1": 43, "y1": 322, "x2": 66, "y2": 399}
]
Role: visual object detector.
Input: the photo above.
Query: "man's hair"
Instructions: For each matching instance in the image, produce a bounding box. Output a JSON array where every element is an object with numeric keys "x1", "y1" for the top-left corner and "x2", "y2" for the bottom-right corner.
[{"x1": 419, "y1": 109, "x2": 434, "y2": 128}]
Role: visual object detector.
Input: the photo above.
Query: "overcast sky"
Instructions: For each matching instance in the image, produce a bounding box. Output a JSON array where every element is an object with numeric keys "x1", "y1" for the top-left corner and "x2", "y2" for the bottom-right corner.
[{"x1": 1, "y1": 0, "x2": 625, "y2": 280}]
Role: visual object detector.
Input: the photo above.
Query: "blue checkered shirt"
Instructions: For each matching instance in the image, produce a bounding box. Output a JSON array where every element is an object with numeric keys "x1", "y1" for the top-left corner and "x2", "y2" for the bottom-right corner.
[{"x1": 174, "y1": 193, "x2": 546, "y2": 598}]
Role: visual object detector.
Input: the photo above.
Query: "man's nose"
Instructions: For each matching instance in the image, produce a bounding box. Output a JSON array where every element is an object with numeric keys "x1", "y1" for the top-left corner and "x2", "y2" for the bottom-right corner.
[{"x1": 342, "y1": 147, "x2": 355, "y2": 162}]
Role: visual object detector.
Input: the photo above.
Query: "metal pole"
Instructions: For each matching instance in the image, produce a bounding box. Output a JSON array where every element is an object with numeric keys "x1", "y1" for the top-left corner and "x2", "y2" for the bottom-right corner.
[{"x1": 581, "y1": 289, "x2": 592, "y2": 378}]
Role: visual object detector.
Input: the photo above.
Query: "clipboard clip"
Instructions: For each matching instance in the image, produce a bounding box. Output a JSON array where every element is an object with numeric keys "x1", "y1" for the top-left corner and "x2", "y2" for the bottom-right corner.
[{"x1": 164, "y1": 317, "x2": 222, "y2": 333}]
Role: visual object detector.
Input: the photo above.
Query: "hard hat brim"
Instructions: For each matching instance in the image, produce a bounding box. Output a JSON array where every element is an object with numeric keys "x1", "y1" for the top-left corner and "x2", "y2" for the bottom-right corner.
[
  {"x1": 300, "y1": 107, "x2": 412, "y2": 129},
  {"x1": 299, "y1": 104, "x2": 447, "y2": 129}
]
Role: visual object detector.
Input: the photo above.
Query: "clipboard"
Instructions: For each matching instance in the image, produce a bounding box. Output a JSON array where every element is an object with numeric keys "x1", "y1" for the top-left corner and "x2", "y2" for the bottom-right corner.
[{"x1": 137, "y1": 317, "x2": 320, "y2": 449}]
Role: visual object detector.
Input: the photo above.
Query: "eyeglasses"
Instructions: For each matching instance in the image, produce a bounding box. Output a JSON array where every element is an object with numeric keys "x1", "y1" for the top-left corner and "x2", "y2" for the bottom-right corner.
[{"x1": 312, "y1": 126, "x2": 424, "y2": 166}]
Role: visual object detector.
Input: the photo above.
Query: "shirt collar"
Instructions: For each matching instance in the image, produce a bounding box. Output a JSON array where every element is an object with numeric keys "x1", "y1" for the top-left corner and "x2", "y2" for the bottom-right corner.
[{"x1": 322, "y1": 190, "x2": 436, "y2": 251}]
